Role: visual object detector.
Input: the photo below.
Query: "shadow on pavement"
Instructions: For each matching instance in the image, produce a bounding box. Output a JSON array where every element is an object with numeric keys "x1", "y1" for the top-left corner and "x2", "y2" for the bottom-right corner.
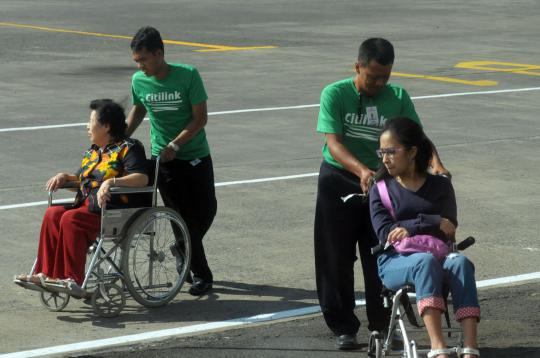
[
  {"x1": 55, "y1": 280, "x2": 322, "y2": 328},
  {"x1": 480, "y1": 347, "x2": 540, "y2": 357}
]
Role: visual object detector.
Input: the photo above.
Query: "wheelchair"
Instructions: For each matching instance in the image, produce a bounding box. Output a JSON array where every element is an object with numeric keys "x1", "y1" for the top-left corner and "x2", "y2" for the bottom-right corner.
[
  {"x1": 18, "y1": 157, "x2": 191, "y2": 317},
  {"x1": 367, "y1": 237, "x2": 477, "y2": 358}
]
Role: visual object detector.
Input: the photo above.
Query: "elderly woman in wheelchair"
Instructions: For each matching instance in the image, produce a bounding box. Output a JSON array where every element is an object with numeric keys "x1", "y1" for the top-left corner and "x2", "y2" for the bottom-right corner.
[
  {"x1": 369, "y1": 117, "x2": 480, "y2": 358},
  {"x1": 14, "y1": 99, "x2": 148, "y2": 297}
]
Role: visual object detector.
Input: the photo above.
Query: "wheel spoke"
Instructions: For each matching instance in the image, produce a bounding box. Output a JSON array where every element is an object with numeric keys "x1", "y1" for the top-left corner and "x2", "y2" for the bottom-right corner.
[{"x1": 122, "y1": 208, "x2": 188, "y2": 307}]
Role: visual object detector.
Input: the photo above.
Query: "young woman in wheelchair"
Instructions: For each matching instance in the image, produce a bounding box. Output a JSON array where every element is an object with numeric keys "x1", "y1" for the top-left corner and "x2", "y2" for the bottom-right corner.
[
  {"x1": 15, "y1": 99, "x2": 148, "y2": 296},
  {"x1": 369, "y1": 117, "x2": 480, "y2": 358}
]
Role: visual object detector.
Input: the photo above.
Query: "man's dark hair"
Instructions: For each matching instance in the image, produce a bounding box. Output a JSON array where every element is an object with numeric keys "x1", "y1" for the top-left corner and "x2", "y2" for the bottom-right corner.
[
  {"x1": 131, "y1": 26, "x2": 164, "y2": 54},
  {"x1": 375, "y1": 116, "x2": 432, "y2": 180},
  {"x1": 358, "y1": 38, "x2": 395, "y2": 67},
  {"x1": 89, "y1": 99, "x2": 127, "y2": 141}
]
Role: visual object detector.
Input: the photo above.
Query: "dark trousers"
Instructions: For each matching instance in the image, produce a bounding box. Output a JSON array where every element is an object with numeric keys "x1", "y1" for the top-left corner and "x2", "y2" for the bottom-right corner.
[
  {"x1": 156, "y1": 155, "x2": 217, "y2": 282},
  {"x1": 314, "y1": 161, "x2": 389, "y2": 335}
]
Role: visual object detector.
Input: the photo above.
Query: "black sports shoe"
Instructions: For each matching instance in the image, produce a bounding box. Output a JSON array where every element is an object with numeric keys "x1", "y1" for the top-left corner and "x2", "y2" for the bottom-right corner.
[
  {"x1": 188, "y1": 279, "x2": 212, "y2": 296},
  {"x1": 336, "y1": 334, "x2": 362, "y2": 350}
]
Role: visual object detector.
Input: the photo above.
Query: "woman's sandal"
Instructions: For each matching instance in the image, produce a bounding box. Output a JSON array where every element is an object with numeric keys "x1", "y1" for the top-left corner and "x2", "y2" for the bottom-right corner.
[
  {"x1": 458, "y1": 347, "x2": 480, "y2": 357},
  {"x1": 427, "y1": 348, "x2": 454, "y2": 358},
  {"x1": 13, "y1": 273, "x2": 48, "y2": 292}
]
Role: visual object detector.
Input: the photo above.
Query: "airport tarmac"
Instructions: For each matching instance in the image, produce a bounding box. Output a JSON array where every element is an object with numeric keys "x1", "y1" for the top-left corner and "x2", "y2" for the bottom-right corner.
[{"x1": 1, "y1": 0, "x2": 539, "y2": 356}]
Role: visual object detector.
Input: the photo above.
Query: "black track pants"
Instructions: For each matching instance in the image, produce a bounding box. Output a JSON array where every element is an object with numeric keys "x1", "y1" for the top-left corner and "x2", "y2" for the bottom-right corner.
[{"x1": 314, "y1": 161, "x2": 390, "y2": 335}]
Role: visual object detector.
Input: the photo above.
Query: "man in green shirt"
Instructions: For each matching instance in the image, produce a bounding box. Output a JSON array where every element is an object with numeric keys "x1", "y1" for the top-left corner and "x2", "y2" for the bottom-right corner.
[
  {"x1": 315, "y1": 38, "x2": 449, "y2": 349},
  {"x1": 126, "y1": 26, "x2": 217, "y2": 296}
]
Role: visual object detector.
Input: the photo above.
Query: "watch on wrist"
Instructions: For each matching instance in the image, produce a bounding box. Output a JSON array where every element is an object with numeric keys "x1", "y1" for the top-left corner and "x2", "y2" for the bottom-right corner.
[{"x1": 167, "y1": 142, "x2": 180, "y2": 152}]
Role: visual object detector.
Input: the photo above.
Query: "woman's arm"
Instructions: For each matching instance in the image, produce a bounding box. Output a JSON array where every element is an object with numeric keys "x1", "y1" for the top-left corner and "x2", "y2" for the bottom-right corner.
[
  {"x1": 369, "y1": 183, "x2": 398, "y2": 245},
  {"x1": 395, "y1": 214, "x2": 442, "y2": 237},
  {"x1": 439, "y1": 178, "x2": 458, "y2": 239},
  {"x1": 97, "y1": 140, "x2": 149, "y2": 208},
  {"x1": 370, "y1": 178, "x2": 452, "y2": 243},
  {"x1": 398, "y1": 177, "x2": 458, "y2": 239},
  {"x1": 45, "y1": 173, "x2": 79, "y2": 192},
  {"x1": 97, "y1": 173, "x2": 149, "y2": 208}
]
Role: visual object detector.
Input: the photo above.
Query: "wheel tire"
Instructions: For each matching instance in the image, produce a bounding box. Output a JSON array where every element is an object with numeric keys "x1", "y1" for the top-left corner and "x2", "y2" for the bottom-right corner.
[
  {"x1": 91, "y1": 282, "x2": 126, "y2": 317},
  {"x1": 40, "y1": 290, "x2": 70, "y2": 312},
  {"x1": 121, "y1": 207, "x2": 191, "y2": 307},
  {"x1": 368, "y1": 331, "x2": 384, "y2": 358},
  {"x1": 375, "y1": 338, "x2": 383, "y2": 358}
]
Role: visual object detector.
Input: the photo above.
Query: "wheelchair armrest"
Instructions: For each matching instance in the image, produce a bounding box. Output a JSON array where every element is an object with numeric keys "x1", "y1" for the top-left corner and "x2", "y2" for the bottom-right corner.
[
  {"x1": 47, "y1": 181, "x2": 80, "y2": 206},
  {"x1": 109, "y1": 186, "x2": 154, "y2": 195},
  {"x1": 57, "y1": 181, "x2": 81, "y2": 190}
]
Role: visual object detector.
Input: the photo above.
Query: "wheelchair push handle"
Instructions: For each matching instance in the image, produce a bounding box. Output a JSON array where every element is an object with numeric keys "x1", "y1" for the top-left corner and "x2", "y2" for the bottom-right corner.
[
  {"x1": 455, "y1": 236, "x2": 475, "y2": 251},
  {"x1": 371, "y1": 242, "x2": 385, "y2": 256}
]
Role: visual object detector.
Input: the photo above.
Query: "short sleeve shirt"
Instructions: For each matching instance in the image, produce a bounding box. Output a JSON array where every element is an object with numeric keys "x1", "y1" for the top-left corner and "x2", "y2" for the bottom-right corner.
[
  {"x1": 317, "y1": 78, "x2": 421, "y2": 170},
  {"x1": 131, "y1": 63, "x2": 210, "y2": 160},
  {"x1": 75, "y1": 138, "x2": 147, "y2": 212}
]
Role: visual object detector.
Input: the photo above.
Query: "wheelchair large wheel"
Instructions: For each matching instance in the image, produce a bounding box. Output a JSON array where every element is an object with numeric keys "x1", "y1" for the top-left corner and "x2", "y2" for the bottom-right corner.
[{"x1": 121, "y1": 207, "x2": 191, "y2": 307}]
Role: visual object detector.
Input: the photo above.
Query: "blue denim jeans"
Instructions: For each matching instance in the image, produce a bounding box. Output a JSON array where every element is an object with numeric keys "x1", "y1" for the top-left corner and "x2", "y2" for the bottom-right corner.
[{"x1": 377, "y1": 251, "x2": 480, "y2": 320}]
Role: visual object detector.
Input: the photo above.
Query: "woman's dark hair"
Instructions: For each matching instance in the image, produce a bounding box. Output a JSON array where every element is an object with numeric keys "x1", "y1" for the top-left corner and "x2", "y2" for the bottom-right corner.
[
  {"x1": 374, "y1": 116, "x2": 432, "y2": 180},
  {"x1": 89, "y1": 99, "x2": 127, "y2": 141}
]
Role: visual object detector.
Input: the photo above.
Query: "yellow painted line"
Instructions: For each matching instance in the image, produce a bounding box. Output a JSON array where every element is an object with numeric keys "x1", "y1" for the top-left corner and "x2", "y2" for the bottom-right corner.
[
  {"x1": 196, "y1": 45, "x2": 277, "y2": 52},
  {"x1": 455, "y1": 60, "x2": 540, "y2": 76},
  {"x1": 0, "y1": 22, "x2": 276, "y2": 52},
  {"x1": 392, "y1": 71, "x2": 498, "y2": 86}
]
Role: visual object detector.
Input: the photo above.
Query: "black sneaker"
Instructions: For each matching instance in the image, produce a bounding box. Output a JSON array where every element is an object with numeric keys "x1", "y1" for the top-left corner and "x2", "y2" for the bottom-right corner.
[
  {"x1": 188, "y1": 279, "x2": 212, "y2": 296},
  {"x1": 336, "y1": 334, "x2": 362, "y2": 350}
]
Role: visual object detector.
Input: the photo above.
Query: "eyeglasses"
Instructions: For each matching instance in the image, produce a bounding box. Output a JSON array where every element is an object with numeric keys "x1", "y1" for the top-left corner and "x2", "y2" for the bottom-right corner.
[{"x1": 376, "y1": 147, "x2": 405, "y2": 159}]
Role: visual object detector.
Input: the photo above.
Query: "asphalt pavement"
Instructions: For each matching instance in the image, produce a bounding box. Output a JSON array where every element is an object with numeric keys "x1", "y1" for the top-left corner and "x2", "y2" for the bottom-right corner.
[
  {"x1": 1, "y1": 0, "x2": 539, "y2": 356},
  {"x1": 73, "y1": 283, "x2": 540, "y2": 358}
]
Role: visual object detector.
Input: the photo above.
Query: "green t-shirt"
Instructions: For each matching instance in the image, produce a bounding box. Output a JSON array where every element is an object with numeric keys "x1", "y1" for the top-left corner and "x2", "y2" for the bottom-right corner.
[
  {"x1": 131, "y1": 63, "x2": 210, "y2": 160},
  {"x1": 317, "y1": 77, "x2": 421, "y2": 170}
]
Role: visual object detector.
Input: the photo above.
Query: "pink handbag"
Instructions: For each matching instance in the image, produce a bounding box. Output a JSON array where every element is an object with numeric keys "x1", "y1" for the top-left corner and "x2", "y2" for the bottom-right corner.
[{"x1": 376, "y1": 180, "x2": 450, "y2": 261}]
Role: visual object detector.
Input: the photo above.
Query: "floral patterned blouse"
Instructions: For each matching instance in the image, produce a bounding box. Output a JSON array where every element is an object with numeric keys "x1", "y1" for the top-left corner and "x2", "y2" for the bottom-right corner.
[{"x1": 74, "y1": 138, "x2": 147, "y2": 212}]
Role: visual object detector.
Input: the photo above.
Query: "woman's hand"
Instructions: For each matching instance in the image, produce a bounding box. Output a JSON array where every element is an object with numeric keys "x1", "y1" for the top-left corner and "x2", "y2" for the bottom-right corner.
[
  {"x1": 45, "y1": 173, "x2": 68, "y2": 192},
  {"x1": 440, "y1": 218, "x2": 456, "y2": 239},
  {"x1": 387, "y1": 227, "x2": 410, "y2": 244},
  {"x1": 97, "y1": 179, "x2": 113, "y2": 208}
]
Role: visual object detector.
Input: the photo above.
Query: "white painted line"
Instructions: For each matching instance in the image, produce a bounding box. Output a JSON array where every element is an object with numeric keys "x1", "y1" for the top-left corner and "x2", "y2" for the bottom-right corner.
[
  {"x1": 1, "y1": 86, "x2": 540, "y2": 133},
  {"x1": 476, "y1": 271, "x2": 540, "y2": 288},
  {"x1": 412, "y1": 86, "x2": 540, "y2": 100},
  {"x1": 0, "y1": 304, "x2": 329, "y2": 358},
  {"x1": 0, "y1": 173, "x2": 319, "y2": 211},
  {"x1": 0, "y1": 123, "x2": 87, "y2": 133},
  {"x1": 209, "y1": 103, "x2": 320, "y2": 116},
  {"x1": 215, "y1": 172, "x2": 318, "y2": 187},
  {"x1": 0, "y1": 199, "x2": 73, "y2": 211},
  {"x1": 2, "y1": 272, "x2": 539, "y2": 358}
]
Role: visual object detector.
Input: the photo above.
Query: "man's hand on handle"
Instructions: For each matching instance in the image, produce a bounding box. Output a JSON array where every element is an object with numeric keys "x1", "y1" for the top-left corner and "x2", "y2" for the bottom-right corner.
[{"x1": 359, "y1": 167, "x2": 375, "y2": 194}]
